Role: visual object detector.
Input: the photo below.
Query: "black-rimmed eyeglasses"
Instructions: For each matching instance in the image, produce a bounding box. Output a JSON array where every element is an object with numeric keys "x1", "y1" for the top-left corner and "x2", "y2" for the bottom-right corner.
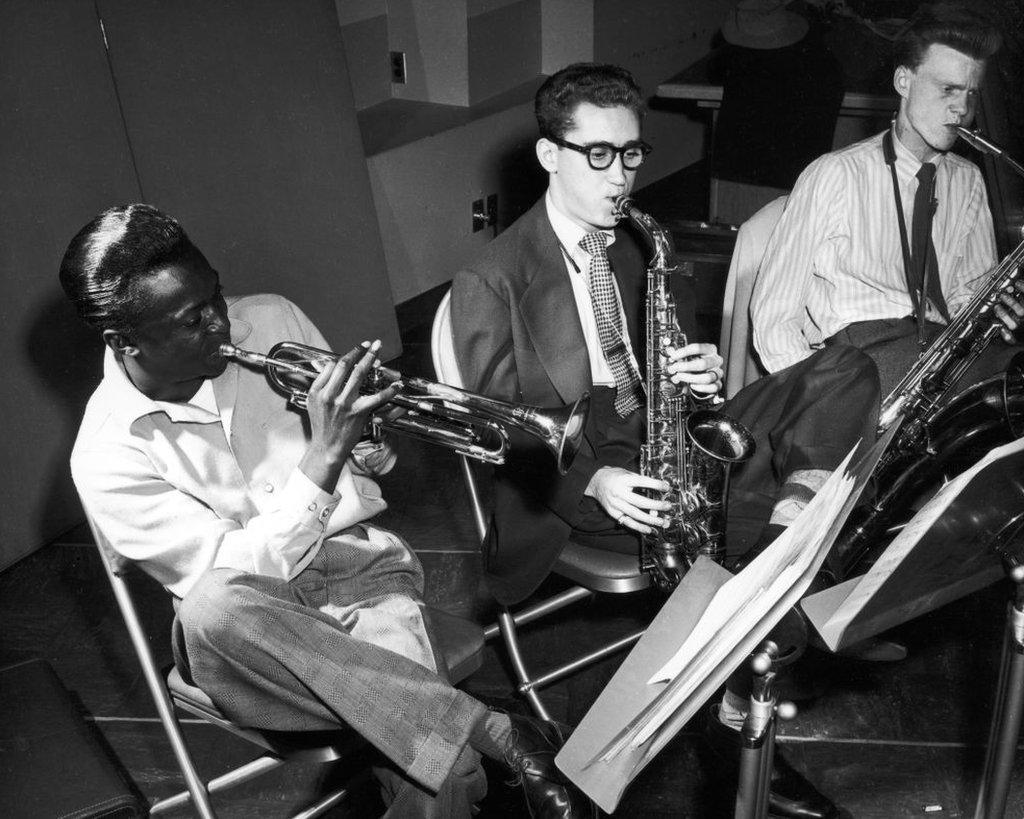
[{"x1": 547, "y1": 135, "x2": 652, "y2": 171}]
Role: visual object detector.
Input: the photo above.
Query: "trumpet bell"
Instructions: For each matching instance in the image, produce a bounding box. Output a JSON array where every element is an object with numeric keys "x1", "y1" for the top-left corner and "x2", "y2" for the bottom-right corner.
[{"x1": 545, "y1": 393, "x2": 590, "y2": 474}]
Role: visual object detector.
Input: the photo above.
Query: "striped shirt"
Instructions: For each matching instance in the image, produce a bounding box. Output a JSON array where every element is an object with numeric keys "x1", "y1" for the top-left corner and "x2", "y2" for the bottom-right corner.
[{"x1": 750, "y1": 128, "x2": 997, "y2": 372}]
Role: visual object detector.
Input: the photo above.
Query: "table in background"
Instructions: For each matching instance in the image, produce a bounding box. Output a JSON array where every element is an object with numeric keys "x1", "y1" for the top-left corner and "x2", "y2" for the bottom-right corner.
[{"x1": 657, "y1": 52, "x2": 895, "y2": 226}]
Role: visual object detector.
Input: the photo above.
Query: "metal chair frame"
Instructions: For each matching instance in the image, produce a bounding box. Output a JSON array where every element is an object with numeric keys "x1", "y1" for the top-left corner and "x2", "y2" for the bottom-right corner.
[
  {"x1": 431, "y1": 288, "x2": 651, "y2": 721},
  {"x1": 89, "y1": 515, "x2": 357, "y2": 819},
  {"x1": 89, "y1": 512, "x2": 483, "y2": 817}
]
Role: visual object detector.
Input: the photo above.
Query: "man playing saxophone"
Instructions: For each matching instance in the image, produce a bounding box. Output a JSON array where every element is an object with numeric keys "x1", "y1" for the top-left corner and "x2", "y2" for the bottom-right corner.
[
  {"x1": 451, "y1": 61, "x2": 881, "y2": 819},
  {"x1": 751, "y1": 1, "x2": 1023, "y2": 399}
]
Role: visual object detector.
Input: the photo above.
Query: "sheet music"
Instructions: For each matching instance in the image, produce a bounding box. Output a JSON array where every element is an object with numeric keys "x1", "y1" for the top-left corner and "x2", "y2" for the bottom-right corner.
[
  {"x1": 557, "y1": 433, "x2": 892, "y2": 813},
  {"x1": 812, "y1": 435, "x2": 1024, "y2": 649},
  {"x1": 648, "y1": 465, "x2": 853, "y2": 682},
  {"x1": 597, "y1": 448, "x2": 860, "y2": 757}
]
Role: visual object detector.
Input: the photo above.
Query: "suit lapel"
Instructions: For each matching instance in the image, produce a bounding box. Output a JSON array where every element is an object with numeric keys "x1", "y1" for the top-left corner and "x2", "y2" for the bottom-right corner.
[{"x1": 518, "y1": 204, "x2": 592, "y2": 405}]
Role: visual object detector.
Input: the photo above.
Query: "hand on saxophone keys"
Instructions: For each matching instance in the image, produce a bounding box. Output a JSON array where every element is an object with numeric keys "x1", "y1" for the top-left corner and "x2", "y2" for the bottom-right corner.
[
  {"x1": 584, "y1": 466, "x2": 672, "y2": 535},
  {"x1": 994, "y1": 278, "x2": 1024, "y2": 343},
  {"x1": 663, "y1": 342, "x2": 724, "y2": 399}
]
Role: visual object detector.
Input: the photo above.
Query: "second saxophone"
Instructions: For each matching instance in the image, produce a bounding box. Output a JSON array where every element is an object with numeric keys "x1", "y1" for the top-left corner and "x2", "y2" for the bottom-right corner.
[{"x1": 614, "y1": 195, "x2": 756, "y2": 590}]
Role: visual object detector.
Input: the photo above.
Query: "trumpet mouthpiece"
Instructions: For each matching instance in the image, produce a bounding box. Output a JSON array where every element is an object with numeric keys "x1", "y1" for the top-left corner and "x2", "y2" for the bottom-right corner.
[{"x1": 218, "y1": 343, "x2": 270, "y2": 368}]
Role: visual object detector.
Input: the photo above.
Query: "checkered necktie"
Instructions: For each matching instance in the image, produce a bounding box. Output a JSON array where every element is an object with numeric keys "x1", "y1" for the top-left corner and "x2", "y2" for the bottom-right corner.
[{"x1": 579, "y1": 231, "x2": 642, "y2": 417}]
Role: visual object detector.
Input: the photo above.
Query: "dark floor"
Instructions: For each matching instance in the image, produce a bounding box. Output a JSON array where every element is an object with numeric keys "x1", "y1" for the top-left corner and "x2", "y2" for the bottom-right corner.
[{"x1": 3, "y1": 165, "x2": 1023, "y2": 818}]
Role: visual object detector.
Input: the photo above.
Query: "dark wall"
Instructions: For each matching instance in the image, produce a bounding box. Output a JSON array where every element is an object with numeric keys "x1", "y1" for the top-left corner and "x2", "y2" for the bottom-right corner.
[
  {"x1": 96, "y1": 0, "x2": 398, "y2": 354},
  {"x1": 1, "y1": 0, "x2": 141, "y2": 572},
  {"x1": 1, "y1": 0, "x2": 397, "y2": 571}
]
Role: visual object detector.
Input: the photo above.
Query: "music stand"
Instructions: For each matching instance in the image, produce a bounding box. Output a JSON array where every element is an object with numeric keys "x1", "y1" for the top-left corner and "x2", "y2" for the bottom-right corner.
[
  {"x1": 735, "y1": 641, "x2": 797, "y2": 819},
  {"x1": 974, "y1": 515, "x2": 1024, "y2": 819}
]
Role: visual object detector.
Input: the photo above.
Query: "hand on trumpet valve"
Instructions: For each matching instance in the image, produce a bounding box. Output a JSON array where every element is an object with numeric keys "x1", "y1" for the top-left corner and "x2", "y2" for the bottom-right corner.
[
  {"x1": 304, "y1": 340, "x2": 399, "y2": 467},
  {"x1": 664, "y1": 342, "x2": 724, "y2": 398}
]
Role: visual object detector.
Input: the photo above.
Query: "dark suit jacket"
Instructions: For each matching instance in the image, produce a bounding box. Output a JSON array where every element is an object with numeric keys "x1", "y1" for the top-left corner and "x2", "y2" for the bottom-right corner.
[{"x1": 451, "y1": 197, "x2": 697, "y2": 604}]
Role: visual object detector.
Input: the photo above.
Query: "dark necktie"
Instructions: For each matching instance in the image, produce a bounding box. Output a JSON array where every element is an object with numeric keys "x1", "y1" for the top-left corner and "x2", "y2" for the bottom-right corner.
[
  {"x1": 578, "y1": 231, "x2": 642, "y2": 417},
  {"x1": 911, "y1": 162, "x2": 950, "y2": 322}
]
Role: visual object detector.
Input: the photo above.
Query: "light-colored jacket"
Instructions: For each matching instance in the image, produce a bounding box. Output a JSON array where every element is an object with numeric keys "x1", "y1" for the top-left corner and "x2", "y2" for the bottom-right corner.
[{"x1": 71, "y1": 294, "x2": 388, "y2": 598}]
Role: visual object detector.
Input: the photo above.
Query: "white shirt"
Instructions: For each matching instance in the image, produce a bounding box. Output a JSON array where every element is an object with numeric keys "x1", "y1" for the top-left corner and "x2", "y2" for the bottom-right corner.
[
  {"x1": 71, "y1": 294, "x2": 387, "y2": 598},
  {"x1": 545, "y1": 192, "x2": 641, "y2": 386},
  {"x1": 751, "y1": 128, "x2": 997, "y2": 372}
]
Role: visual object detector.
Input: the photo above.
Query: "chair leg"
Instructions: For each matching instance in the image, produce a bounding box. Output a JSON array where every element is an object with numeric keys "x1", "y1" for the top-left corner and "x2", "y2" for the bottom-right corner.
[
  {"x1": 290, "y1": 786, "x2": 350, "y2": 819},
  {"x1": 497, "y1": 608, "x2": 553, "y2": 721},
  {"x1": 151, "y1": 756, "x2": 285, "y2": 814},
  {"x1": 99, "y1": 554, "x2": 218, "y2": 819},
  {"x1": 524, "y1": 629, "x2": 645, "y2": 692},
  {"x1": 483, "y1": 586, "x2": 595, "y2": 640},
  {"x1": 151, "y1": 754, "x2": 350, "y2": 819},
  {"x1": 488, "y1": 588, "x2": 644, "y2": 719}
]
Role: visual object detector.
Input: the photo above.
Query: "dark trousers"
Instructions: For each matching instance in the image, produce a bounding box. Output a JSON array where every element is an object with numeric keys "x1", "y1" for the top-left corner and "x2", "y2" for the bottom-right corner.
[
  {"x1": 826, "y1": 316, "x2": 1022, "y2": 399},
  {"x1": 723, "y1": 344, "x2": 879, "y2": 559}
]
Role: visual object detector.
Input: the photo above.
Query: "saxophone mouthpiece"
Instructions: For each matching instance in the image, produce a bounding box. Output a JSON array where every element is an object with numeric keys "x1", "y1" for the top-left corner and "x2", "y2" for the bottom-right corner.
[
  {"x1": 955, "y1": 125, "x2": 1004, "y2": 157},
  {"x1": 612, "y1": 194, "x2": 636, "y2": 222}
]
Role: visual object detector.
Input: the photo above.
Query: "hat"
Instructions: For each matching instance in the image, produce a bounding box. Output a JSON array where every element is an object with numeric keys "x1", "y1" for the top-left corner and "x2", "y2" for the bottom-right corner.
[{"x1": 721, "y1": 0, "x2": 809, "y2": 50}]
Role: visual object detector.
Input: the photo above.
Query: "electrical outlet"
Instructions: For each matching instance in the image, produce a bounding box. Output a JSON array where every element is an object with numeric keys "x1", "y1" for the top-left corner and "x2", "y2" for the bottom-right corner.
[
  {"x1": 390, "y1": 51, "x2": 406, "y2": 84},
  {"x1": 472, "y1": 198, "x2": 487, "y2": 232},
  {"x1": 486, "y1": 194, "x2": 498, "y2": 232},
  {"x1": 473, "y1": 195, "x2": 499, "y2": 234}
]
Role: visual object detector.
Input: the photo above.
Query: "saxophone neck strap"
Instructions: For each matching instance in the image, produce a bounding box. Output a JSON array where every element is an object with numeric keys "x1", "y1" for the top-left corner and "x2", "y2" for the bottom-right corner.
[{"x1": 883, "y1": 129, "x2": 926, "y2": 345}]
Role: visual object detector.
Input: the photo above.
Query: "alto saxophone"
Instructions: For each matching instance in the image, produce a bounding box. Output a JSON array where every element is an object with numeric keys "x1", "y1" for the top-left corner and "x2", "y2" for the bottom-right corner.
[{"x1": 614, "y1": 195, "x2": 756, "y2": 591}]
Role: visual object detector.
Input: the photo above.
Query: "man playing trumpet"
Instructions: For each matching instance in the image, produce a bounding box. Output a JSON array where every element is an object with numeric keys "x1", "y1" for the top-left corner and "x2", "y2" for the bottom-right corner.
[{"x1": 61, "y1": 203, "x2": 597, "y2": 818}]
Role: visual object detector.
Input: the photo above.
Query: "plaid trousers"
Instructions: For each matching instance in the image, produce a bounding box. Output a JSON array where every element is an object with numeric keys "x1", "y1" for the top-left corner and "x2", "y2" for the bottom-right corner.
[{"x1": 173, "y1": 524, "x2": 488, "y2": 816}]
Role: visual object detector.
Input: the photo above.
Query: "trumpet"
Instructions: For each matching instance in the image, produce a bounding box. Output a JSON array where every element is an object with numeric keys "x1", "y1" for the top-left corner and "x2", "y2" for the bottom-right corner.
[{"x1": 219, "y1": 341, "x2": 590, "y2": 474}]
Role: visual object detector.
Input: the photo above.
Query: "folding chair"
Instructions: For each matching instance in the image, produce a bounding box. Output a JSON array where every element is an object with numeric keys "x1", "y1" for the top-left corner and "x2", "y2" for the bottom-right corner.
[
  {"x1": 86, "y1": 513, "x2": 484, "y2": 818},
  {"x1": 431, "y1": 288, "x2": 651, "y2": 721},
  {"x1": 718, "y1": 195, "x2": 787, "y2": 396}
]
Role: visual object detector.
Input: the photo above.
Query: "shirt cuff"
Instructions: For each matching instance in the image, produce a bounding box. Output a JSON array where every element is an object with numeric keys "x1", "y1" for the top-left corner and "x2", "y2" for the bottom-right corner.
[{"x1": 285, "y1": 468, "x2": 340, "y2": 528}]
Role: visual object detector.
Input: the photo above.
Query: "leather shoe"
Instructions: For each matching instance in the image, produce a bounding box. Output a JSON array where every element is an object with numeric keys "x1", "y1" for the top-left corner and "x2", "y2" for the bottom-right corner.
[
  {"x1": 502, "y1": 713, "x2": 597, "y2": 818},
  {"x1": 704, "y1": 705, "x2": 838, "y2": 819}
]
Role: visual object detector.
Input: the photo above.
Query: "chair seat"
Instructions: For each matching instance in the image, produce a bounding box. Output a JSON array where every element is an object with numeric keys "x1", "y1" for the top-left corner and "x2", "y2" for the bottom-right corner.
[
  {"x1": 554, "y1": 542, "x2": 651, "y2": 593},
  {"x1": 168, "y1": 665, "x2": 220, "y2": 717},
  {"x1": 427, "y1": 607, "x2": 485, "y2": 683}
]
